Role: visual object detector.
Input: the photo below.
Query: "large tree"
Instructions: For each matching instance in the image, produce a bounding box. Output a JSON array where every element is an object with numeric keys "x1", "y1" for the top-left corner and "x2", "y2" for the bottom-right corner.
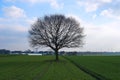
[{"x1": 29, "y1": 14, "x2": 84, "y2": 61}]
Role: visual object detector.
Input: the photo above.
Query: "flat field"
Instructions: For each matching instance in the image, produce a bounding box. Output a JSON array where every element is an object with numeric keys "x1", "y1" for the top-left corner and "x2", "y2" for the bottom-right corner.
[
  {"x1": 66, "y1": 56, "x2": 120, "y2": 80},
  {"x1": 0, "y1": 55, "x2": 94, "y2": 80}
]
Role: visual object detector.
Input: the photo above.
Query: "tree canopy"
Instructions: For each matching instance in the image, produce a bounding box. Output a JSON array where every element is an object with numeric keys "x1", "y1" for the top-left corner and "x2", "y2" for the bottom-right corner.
[{"x1": 29, "y1": 14, "x2": 84, "y2": 60}]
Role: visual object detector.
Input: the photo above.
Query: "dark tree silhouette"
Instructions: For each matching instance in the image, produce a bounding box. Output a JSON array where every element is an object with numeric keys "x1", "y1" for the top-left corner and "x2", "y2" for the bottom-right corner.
[{"x1": 29, "y1": 14, "x2": 84, "y2": 61}]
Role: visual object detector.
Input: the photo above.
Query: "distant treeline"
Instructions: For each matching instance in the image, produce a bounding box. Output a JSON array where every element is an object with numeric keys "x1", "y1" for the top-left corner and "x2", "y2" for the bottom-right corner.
[
  {"x1": 0, "y1": 49, "x2": 10, "y2": 54},
  {"x1": 0, "y1": 49, "x2": 120, "y2": 56}
]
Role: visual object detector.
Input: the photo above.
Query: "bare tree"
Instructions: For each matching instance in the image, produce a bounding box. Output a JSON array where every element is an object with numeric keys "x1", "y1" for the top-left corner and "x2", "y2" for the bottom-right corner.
[{"x1": 29, "y1": 14, "x2": 84, "y2": 61}]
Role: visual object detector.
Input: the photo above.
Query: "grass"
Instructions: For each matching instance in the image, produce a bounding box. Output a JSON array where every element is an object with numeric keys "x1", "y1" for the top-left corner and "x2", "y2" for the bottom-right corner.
[
  {"x1": 0, "y1": 55, "x2": 95, "y2": 80},
  {"x1": 1, "y1": 55, "x2": 120, "y2": 80},
  {"x1": 66, "y1": 56, "x2": 120, "y2": 80},
  {"x1": 40, "y1": 57, "x2": 94, "y2": 80},
  {"x1": 0, "y1": 55, "x2": 53, "y2": 80}
]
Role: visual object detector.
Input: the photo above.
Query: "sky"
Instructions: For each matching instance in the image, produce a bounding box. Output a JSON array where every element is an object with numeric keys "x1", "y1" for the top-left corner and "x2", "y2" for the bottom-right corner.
[{"x1": 0, "y1": 0, "x2": 120, "y2": 51}]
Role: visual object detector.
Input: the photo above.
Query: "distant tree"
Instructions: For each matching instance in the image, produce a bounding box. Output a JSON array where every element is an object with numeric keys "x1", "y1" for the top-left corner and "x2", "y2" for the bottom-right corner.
[
  {"x1": 0, "y1": 49, "x2": 10, "y2": 54},
  {"x1": 29, "y1": 14, "x2": 84, "y2": 61}
]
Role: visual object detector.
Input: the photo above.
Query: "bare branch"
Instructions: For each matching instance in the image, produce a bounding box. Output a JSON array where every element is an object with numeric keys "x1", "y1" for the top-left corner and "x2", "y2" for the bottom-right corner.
[{"x1": 29, "y1": 14, "x2": 85, "y2": 60}]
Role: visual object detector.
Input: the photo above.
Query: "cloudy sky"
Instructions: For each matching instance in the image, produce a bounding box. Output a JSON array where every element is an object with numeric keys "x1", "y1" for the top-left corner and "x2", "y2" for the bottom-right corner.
[{"x1": 0, "y1": 0, "x2": 120, "y2": 51}]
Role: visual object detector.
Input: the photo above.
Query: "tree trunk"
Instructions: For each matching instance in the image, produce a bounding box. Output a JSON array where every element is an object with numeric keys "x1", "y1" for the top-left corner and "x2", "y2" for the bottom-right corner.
[{"x1": 55, "y1": 49, "x2": 59, "y2": 61}]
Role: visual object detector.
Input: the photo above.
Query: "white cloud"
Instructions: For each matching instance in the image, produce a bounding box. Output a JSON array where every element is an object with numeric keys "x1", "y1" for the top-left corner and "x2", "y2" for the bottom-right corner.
[
  {"x1": 25, "y1": 0, "x2": 63, "y2": 9},
  {"x1": 66, "y1": 14, "x2": 83, "y2": 23},
  {"x1": 26, "y1": 17, "x2": 37, "y2": 25},
  {"x1": 1, "y1": 5, "x2": 39, "y2": 34},
  {"x1": 77, "y1": 1, "x2": 99, "y2": 12},
  {"x1": 83, "y1": 20, "x2": 120, "y2": 51},
  {"x1": 3, "y1": 5, "x2": 26, "y2": 18},
  {"x1": 50, "y1": 0, "x2": 63, "y2": 9},
  {"x1": 0, "y1": 16, "x2": 36, "y2": 33},
  {"x1": 77, "y1": 0, "x2": 112, "y2": 12},
  {"x1": 13, "y1": 25, "x2": 28, "y2": 32},
  {"x1": 100, "y1": 8, "x2": 120, "y2": 19},
  {"x1": 0, "y1": 16, "x2": 37, "y2": 32},
  {"x1": 92, "y1": 14, "x2": 97, "y2": 19},
  {"x1": 0, "y1": 23, "x2": 28, "y2": 32},
  {"x1": 5, "y1": 0, "x2": 63, "y2": 9},
  {"x1": 100, "y1": 8, "x2": 112, "y2": 16},
  {"x1": 1, "y1": 5, "x2": 37, "y2": 32},
  {"x1": 66, "y1": 14, "x2": 120, "y2": 51},
  {"x1": 98, "y1": 0, "x2": 112, "y2": 3}
]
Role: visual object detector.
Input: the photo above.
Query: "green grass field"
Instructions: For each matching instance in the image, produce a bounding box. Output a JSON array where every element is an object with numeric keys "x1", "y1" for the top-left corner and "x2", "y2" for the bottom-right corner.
[
  {"x1": 66, "y1": 56, "x2": 120, "y2": 80},
  {"x1": 0, "y1": 55, "x2": 95, "y2": 80},
  {"x1": 0, "y1": 55, "x2": 120, "y2": 80}
]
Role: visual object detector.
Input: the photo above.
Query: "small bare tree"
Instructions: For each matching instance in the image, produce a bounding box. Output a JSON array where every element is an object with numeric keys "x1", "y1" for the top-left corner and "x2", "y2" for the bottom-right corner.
[{"x1": 29, "y1": 14, "x2": 84, "y2": 61}]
